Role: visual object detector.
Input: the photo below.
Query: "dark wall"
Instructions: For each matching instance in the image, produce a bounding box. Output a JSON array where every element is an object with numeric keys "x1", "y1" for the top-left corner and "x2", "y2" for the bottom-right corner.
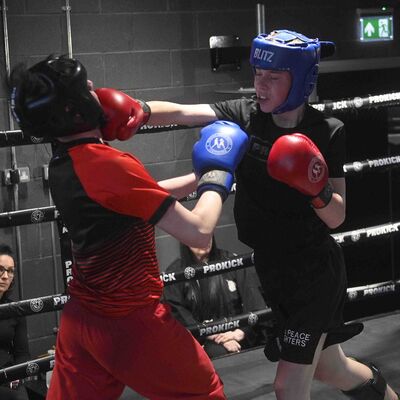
[{"x1": 1, "y1": 0, "x2": 400, "y2": 357}]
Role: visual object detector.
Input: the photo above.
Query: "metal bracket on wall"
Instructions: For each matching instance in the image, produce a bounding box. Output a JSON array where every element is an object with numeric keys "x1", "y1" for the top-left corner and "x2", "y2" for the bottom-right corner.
[
  {"x1": 2, "y1": 167, "x2": 30, "y2": 186},
  {"x1": 42, "y1": 164, "x2": 49, "y2": 181},
  {"x1": 209, "y1": 35, "x2": 244, "y2": 72}
]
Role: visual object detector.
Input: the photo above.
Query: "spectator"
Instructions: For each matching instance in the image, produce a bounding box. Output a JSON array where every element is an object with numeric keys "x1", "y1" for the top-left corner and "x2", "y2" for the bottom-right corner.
[
  {"x1": 0, "y1": 244, "x2": 30, "y2": 400},
  {"x1": 163, "y1": 237, "x2": 267, "y2": 358}
]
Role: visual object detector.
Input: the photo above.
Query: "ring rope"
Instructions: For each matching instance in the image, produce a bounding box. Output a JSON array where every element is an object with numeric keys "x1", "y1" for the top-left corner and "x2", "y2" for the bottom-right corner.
[
  {"x1": 0, "y1": 355, "x2": 54, "y2": 385},
  {"x1": 187, "y1": 308, "x2": 272, "y2": 339},
  {"x1": 2, "y1": 151, "x2": 400, "y2": 228},
  {"x1": 347, "y1": 279, "x2": 400, "y2": 302},
  {"x1": 0, "y1": 130, "x2": 48, "y2": 147},
  {"x1": 343, "y1": 155, "x2": 400, "y2": 176},
  {"x1": 1, "y1": 227, "x2": 399, "y2": 320},
  {"x1": 0, "y1": 294, "x2": 68, "y2": 319},
  {"x1": 0, "y1": 124, "x2": 193, "y2": 147},
  {"x1": 1, "y1": 278, "x2": 399, "y2": 384},
  {"x1": 1, "y1": 91, "x2": 400, "y2": 147},
  {"x1": 160, "y1": 252, "x2": 253, "y2": 285},
  {"x1": 188, "y1": 278, "x2": 400, "y2": 338},
  {"x1": 0, "y1": 220, "x2": 397, "y2": 319},
  {"x1": 331, "y1": 221, "x2": 400, "y2": 245},
  {"x1": 0, "y1": 206, "x2": 58, "y2": 228},
  {"x1": 311, "y1": 91, "x2": 400, "y2": 113}
]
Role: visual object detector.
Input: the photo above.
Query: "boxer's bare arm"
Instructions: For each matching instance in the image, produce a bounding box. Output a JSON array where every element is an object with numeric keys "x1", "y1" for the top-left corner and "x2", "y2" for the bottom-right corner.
[
  {"x1": 157, "y1": 191, "x2": 222, "y2": 249},
  {"x1": 158, "y1": 173, "x2": 197, "y2": 200},
  {"x1": 147, "y1": 102, "x2": 217, "y2": 127}
]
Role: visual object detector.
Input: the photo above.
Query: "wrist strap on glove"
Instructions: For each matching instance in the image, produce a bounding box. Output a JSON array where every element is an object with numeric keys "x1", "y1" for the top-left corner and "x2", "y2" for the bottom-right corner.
[
  {"x1": 310, "y1": 183, "x2": 333, "y2": 209},
  {"x1": 197, "y1": 170, "x2": 233, "y2": 202}
]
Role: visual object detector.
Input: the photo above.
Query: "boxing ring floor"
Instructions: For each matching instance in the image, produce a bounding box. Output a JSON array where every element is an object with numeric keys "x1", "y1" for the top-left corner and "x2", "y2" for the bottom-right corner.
[{"x1": 120, "y1": 310, "x2": 400, "y2": 399}]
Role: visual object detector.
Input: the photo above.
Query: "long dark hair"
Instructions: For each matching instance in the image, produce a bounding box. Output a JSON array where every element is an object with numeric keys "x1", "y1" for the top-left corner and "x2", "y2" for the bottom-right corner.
[
  {"x1": 0, "y1": 243, "x2": 15, "y2": 300},
  {"x1": 180, "y1": 238, "x2": 232, "y2": 321}
]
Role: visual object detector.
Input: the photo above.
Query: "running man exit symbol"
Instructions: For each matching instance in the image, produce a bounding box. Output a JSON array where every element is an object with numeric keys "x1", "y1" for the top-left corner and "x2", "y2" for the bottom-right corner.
[{"x1": 379, "y1": 18, "x2": 389, "y2": 37}]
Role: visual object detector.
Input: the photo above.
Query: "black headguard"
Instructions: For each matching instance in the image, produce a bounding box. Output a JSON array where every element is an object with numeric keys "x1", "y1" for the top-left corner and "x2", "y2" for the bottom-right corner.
[{"x1": 10, "y1": 55, "x2": 105, "y2": 137}]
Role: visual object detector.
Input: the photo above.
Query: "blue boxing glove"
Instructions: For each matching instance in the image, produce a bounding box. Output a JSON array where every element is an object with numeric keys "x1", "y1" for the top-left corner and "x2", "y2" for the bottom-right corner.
[{"x1": 192, "y1": 121, "x2": 249, "y2": 201}]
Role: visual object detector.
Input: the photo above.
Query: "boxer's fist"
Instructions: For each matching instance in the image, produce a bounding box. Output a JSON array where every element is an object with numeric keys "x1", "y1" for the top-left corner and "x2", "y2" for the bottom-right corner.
[
  {"x1": 95, "y1": 88, "x2": 150, "y2": 141},
  {"x1": 267, "y1": 133, "x2": 333, "y2": 208},
  {"x1": 192, "y1": 121, "x2": 248, "y2": 201}
]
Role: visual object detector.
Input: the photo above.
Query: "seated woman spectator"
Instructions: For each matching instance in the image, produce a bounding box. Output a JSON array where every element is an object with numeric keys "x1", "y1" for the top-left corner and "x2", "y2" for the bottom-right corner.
[
  {"x1": 0, "y1": 244, "x2": 30, "y2": 400},
  {"x1": 163, "y1": 237, "x2": 267, "y2": 358}
]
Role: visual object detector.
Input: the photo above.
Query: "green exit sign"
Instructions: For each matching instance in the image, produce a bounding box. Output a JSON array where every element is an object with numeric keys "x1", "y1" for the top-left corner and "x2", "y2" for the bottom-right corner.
[{"x1": 359, "y1": 15, "x2": 393, "y2": 41}]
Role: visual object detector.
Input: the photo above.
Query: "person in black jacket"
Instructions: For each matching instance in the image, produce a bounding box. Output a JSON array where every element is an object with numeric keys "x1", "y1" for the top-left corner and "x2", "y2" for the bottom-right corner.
[
  {"x1": 163, "y1": 237, "x2": 267, "y2": 358},
  {"x1": 0, "y1": 244, "x2": 30, "y2": 400}
]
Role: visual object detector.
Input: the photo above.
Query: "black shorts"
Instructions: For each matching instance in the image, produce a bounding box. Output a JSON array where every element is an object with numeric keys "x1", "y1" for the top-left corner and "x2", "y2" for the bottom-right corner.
[{"x1": 254, "y1": 236, "x2": 363, "y2": 365}]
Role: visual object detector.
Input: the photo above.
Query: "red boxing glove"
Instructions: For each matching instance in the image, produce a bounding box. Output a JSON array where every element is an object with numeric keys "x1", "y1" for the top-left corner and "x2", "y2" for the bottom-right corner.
[
  {"x1": 95, "y1": 88, "x2": 151, "y2": 141},
  {"x1": 267, "y1": 133, "x2": 333, "y2": 208}
]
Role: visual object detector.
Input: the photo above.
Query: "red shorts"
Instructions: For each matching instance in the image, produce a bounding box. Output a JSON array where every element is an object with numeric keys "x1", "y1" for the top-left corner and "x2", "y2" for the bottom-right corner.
[{"x1": 46, "y1": 299, "x2": 225, "y2": 400}]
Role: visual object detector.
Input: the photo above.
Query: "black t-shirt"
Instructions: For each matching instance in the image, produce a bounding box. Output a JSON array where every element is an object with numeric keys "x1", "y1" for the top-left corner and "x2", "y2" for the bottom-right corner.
[{"x1": 210, "y1": 98, "x2": 346, "y2": 255}]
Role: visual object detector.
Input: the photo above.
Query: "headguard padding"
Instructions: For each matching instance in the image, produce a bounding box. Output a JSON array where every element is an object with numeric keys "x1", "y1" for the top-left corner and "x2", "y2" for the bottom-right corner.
[
  {"x1": 250, "y1": 30, "x2": 335, "y2": 113},
  {"x1": 10, "y1": 55, "x2": 105, "y2": 137}
]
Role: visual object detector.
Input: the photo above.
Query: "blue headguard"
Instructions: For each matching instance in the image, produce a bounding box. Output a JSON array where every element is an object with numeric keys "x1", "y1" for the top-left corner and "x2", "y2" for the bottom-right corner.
[{"x1": 250, "y1": 30, "x2": 334, "y2": 114}]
